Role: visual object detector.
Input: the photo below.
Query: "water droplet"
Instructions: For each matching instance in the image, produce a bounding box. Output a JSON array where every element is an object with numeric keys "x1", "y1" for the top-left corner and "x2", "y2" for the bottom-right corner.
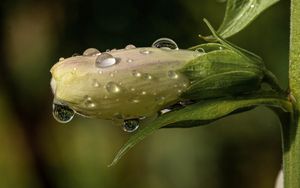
[
  {"x1": 152, "y1": 38, "x2": 178, "y2": 50},
  {"x1": 72, "y1": 53, "x2": 80, "y2": 57},
  {"x1": 130, "y1": 98, "x2": 140, "y2": 103},
  {"x1": 52, "y1": 102, "x2": 75, "y2": 123},
  {"x1": 114, "y1": 112, "x2": 123, "y2": 119},
  {"x1": 95, "y1": 52, "x2": 117, "y2": 68},
  {"x1": 155, "y1": 96, "x2": 166, "y2": 105},
  {"x1": 72, "y1": 67, "x2": 77, "y2": 74},
  {"x1": 250, "y1": 4, "x2": 254, "y2": 8},
  {"x1": 132, "y1": 70, "x2": 142, "y2": 77},
  {"x1": 127, "y1": 58, "x2": 133, "y2": 63},
  {"x1": 59, "y1": 57, "x2": 64, "y2": 61},
  {"x1": 93, "y1": 79, "x2": 100, "y2": 87},
  {"x1": 168, "y1": 70, "x2": 179, "y2": 79},
  {"x1": 106, "y1": 82, "x2": 121, "y2": 93},
  {"x1": 143, "y1": 73, "x2": 152, "y2": 80},
  {"x1": 160, "y1": 108, "x2": 171, "y2": 114},
  {"x1": 141, "y1": 91, "x2": 147, "y2": 95},
  {"x1": 219, "y1": 46, "x2": 224, "y2": 50},
  {"x1": 125, "y1": 44, "x2": 136, "y2": 49},
  {"x1": 123, "y1": 119, "x2": 139, "y2": 132},
  {"x1": 83, "y1": 48, "x2": 100, "y2": 56},
  {"x1": 84, "y1": 96, "x2": 96, "y2": 108},
  {"x1": 140, "y1": 49, "x2": 151, "y2": 55},
  {"x1": 196, "y1": 48, "x2": 205, "y2": 53}
]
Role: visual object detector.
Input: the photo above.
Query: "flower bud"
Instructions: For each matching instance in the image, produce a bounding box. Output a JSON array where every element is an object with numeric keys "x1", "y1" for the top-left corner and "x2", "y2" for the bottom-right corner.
[{"x1": 50, "y1": 47, "x2": 200, "y2": 121}]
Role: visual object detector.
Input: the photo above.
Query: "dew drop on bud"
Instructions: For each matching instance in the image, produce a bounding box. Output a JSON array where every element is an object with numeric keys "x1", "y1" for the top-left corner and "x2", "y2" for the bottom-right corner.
[
  {"x1": 106, "y1": 82, "x2": 121, "y2": 93},
  {"x1": 125, "y1": 44, "x2": 136, "y2": 49},
  {"x1": 140, "y1": 49, "x2": 151, "y2": 55},
  {"x1": 168, "y1": 70, "x2": 179, "y2": 79},
  {"x1": 95, "y1": 52, "x2": 118, "y2": 68},
  {"x1": 123, "y1": 119, "x2": 139, "y2": 132},
  {"x1": 93, "y1": 79, "x2": 100, "y2": 87},
  {"x1": 132, "y1": 70, "x2": 142, "y2": 77},
  {"x1": 127, "y1": 58, "x2": 133, "y2": 63},
  {"x1": 83, "y1": 48, "x2": 100, "y2": 56},
  {"x1": 152, "y1": 38, "x2": 179, "y2": 50},
  {"x1": 83, "y1": 96, "x2": 96, "y2": 108},
  {"x1": 52, "y1": 102, "x2": 75, "y2": 123}
]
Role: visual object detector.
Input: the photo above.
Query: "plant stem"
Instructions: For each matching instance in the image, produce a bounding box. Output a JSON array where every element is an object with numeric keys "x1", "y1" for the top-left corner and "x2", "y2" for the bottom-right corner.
[{"x1": 285, "y1": 0, "x2": 300, "y2": 187}]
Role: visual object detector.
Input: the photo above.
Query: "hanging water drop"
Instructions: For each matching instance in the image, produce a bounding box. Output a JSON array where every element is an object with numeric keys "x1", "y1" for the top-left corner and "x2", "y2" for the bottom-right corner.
[
  {"x1": 83, "y1": 48, "x2": 100, "y2": 56},
  {"x1": 52, "y1": 102, "x2": 75, "y2": 123},
  {"x1": 125, "y1": 44, "x2": 136, "y2": 49},
  {"x1": 123, "y1": 119, "x2": 139, "y2": 132},
  {"x1": 152, "y1": 38, "x2": 178, "y2": 50},
  {"x1": 106, "y1": 82, "x2": 121, "y2": 93},
  {"x1": 95, "y1": 52, "x2": 118, "y2": 68}
]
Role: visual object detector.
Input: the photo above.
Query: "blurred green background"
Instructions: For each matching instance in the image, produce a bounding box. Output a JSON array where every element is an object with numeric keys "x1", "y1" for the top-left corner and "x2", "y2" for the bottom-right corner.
[{"x1": 0, "y1": 0, "x2": 289, "y2": 188}]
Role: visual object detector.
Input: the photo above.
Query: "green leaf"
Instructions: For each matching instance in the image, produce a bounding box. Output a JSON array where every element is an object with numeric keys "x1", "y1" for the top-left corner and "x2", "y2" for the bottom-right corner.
[
  {"x1": 216, "y1": 0, "x2": 279, "y2": 39},
  {"x1": 109, "y1": 92, "x2": 291, "y2": 166}
]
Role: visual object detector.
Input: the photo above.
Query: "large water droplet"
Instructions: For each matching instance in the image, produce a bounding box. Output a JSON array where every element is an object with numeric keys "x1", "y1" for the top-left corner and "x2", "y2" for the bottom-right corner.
[
  {"x1": 83, "y1": 48, "x2": 100, "y2": 56},
  {"x1": 106, "y1": 82, "x2": 121, "y2": 93},
  {"x1": 52, "y1": 103, "x2": 75, "y2": 123},
  {"x1": 95, "y1": 52, "x2": 117, "y2": 68},
  {"x1": 125, "y1": 44, "x2": 136, "y2": 49},
  {"x1": 168, "y1": 70, "x2": 179, "y2": 79},
  {"x1": 123, "y1": 119, "x2": 139, "y2": 132},
  {"x1": 152, "y1": 38, "x2": 178, "y2": 50}
]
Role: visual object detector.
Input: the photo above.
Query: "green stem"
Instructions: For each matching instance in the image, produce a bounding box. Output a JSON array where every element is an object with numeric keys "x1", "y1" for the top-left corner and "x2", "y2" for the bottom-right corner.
[{"x1": 285, "y1": 0, "x2": 300, "y2": 187}]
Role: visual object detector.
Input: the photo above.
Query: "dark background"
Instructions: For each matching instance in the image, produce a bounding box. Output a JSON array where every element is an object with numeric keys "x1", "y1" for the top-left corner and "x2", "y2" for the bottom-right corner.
[{"x1": 0, "y1": 0, "x2": 289, "y2": 187}]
